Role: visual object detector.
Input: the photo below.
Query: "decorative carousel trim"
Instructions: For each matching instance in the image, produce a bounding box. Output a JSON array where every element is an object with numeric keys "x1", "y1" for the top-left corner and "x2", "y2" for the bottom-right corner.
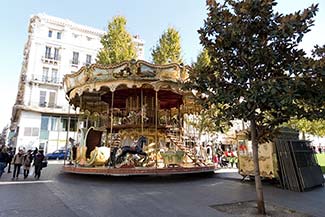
[
  {"x1": 64, "y1": 60, "x2": 191, "y2": 94},
  {"x1": 68, "y1": 80, "x2": 184, "y2": 99}
]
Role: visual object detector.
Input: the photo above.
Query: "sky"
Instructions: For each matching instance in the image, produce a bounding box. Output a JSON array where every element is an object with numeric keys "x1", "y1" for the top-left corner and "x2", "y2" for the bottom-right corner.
[{"x1": 0, "y1": 0, "x2": 324, "y2": 130}]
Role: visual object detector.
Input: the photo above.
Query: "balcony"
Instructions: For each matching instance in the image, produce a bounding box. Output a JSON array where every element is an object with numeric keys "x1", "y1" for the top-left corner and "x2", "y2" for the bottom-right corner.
[
  {"x1": 42, "y1": 56, "x2": 61, "y2": 65},
  {"x1": 70, "y1": 60, "x2": 79, "y2": 68},
  {"x1": 26, "y1": 100, "x2": 66, "y2": 113},
  {"x1": 30, "y1": 74, "x2": 62, "y2": 86},
  {"x1": 83, "y1": 62, "x2": 92, "y2": 67},
  {"x1": 39, "y1": 100, "x2": 64, "y2": 108}
]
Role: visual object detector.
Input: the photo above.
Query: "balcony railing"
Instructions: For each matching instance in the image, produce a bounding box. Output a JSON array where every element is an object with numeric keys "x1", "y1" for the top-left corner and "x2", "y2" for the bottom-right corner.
[
  {"x1": 70, "y1": 60, "x2": 80, "y2": 67},
  {"x1": 42, "y1": 56, "x2": 61, "y2": 64},
  {"x1": 28, "y1": 100, "x2": 65, "y2": 110},
  {"x1": 30, "y1": 74, "x2": 62, "y2": 85}
]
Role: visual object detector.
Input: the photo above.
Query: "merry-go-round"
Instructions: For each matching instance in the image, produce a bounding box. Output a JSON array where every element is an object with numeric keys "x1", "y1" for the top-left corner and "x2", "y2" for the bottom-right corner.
[{"x1": 62, "y1": 59, "x2": 215, "y2": 176}]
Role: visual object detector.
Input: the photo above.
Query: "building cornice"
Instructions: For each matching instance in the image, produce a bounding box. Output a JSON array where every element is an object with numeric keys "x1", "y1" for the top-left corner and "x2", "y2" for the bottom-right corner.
[{"x1": 31, "y1": 13, "x2": 105, "y2": 37}]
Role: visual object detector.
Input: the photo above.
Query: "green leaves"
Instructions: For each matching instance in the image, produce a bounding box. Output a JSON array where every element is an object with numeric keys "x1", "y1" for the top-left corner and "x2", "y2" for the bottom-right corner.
[
  {"x1": 186, "y1": 0, "x2": 323, "y2": 143},
  {"x1": 96, "y1": 16, "x2": 137, "y2": 65},
  {"x1": 285, "y1": 118, "x2": 325, "y2": 137},
  {"x1": 151, "y1": 27, "x2": 183, "y2": 64}
]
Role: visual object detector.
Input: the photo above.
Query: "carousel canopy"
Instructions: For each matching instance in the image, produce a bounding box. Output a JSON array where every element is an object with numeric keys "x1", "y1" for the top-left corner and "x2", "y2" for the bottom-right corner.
[{"x1": 63, "y1": 60, "x2": 198, "y2": 110}]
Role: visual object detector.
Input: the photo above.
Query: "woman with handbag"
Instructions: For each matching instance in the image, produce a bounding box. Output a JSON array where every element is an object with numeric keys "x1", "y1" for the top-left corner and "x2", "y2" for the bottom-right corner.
[
  {"x1": 23, "y1": 150, "x2": 33, "y2": 179},
  {"x1": 33, "y1": 150, "x2": 45, "y2": 180}
]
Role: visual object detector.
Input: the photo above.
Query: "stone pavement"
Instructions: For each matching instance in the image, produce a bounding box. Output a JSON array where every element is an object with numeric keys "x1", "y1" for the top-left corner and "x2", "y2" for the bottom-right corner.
[
  {"x1": 0, "y1": 160, "x2": 63, "y2": 182},
  {"x1": 0, "y1": 162, "x2": 324, "y2": 217}
]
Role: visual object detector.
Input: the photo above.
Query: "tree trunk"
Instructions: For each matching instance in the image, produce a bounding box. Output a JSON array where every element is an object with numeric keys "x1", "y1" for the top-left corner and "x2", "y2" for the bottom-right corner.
[{"x1": 250, "y1": 119, "x2": 266, "y2": 215}]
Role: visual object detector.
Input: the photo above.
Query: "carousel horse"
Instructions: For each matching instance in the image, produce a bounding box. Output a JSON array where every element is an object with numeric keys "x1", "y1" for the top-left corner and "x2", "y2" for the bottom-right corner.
[
  {"x1": 111, "y1": 136, "x2": 148, "y2": 167},
  {"x1": 84, "y1": 146, "x2": 111, "y2": 167}
]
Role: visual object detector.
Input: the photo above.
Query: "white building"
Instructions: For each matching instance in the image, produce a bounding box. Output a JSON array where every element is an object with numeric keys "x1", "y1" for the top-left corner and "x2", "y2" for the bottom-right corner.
[{"x1": 9, "y1": 13, "x2": 145, "y2": 153}]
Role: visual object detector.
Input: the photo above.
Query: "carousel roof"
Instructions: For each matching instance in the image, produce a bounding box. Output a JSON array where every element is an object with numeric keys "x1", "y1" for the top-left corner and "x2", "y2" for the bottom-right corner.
[
  {"x1": 64, "y1": 60, "x2": 191, "y2": 99},
  {"x1": 63, "y1": 60, "x2": 201, "y2": 113}
]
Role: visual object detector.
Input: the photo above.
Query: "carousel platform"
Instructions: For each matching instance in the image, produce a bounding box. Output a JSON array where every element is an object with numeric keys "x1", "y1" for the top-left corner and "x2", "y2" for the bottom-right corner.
[{"x1": 62, "y1": 165, "x2": 215, "y2": 176}]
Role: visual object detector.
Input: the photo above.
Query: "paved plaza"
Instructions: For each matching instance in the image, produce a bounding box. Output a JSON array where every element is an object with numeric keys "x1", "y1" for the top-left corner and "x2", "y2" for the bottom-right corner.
[{"x1": 0, "y1": 162, "x2": 324, "y2": 217}]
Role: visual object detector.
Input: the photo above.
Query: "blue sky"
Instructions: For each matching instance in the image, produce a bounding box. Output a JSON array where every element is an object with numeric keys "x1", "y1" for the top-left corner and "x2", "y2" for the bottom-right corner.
[{"x1": 0, "y1": 0, "x2": 324, "y2": 129}]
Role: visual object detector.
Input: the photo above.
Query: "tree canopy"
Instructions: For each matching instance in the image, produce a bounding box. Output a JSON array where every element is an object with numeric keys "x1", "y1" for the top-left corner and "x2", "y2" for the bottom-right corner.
[
  {"x1": 189, "y1": 0, "x2": 323, "y2": 142},
  {"x1": 286, "y1": 118, "x2": 325, "y2": 138},
  {"x1": 151, "y1": 27, "x2": 183, "y2": 64},
  {"x1": 189, "y1": 49, "x2": 230, "y2": 134},
  {"x1": 186, "y1": 0, "x2": 324, "y2": 214},
  {"x1": 96, "y1": 16, "x2": 137, "y2": 64}
]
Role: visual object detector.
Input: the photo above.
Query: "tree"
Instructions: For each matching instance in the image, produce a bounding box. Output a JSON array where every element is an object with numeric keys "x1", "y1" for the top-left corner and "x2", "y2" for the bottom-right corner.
[
  {"x1": 286, "y1": 45, "x2": 325, "y2": 139},
  {"x1": 285, "y1": 118, "x2": 325, "y2": 139},
  {"x1": 187, "y1": 0, "x2": 323, "y2": 214},
  {"x1": 187, "y1": 49, "x2": 230, "y2": 137},
  {"x1": 96, "y1": 16, "x2": 137, "y2": 64},
  {"x1": 151, "y1": 27, "x2": 183, "y2": 64}
]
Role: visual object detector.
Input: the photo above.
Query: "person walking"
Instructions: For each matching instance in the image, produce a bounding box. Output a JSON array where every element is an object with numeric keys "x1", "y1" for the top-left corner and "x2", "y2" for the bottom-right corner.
[
  {"x1": 12, "y1": 149, "x2": 24, "y2": 180},
  {"x1": 6, "y1": 147, "x2": 14, "y2": 173},
  {"x1": 33, "y1": 150, "x2": 45, "y2": 180},
  {"x1": 0, "y1": 146, "x2": 9, "y2": 178},
  {"x1": 23, "y1": 150, "x2": 33, "y2": 179}
]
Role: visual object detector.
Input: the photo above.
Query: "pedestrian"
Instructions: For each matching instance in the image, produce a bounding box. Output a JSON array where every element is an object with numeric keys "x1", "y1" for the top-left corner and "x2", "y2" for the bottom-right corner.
[
  {"x1": 69, "y1": 137, "x2": 76, "y2": 165},
  {"x1": 212, "y1": 153, "x2": 219, "y2": 168},
  {"x1": 0, "y1": 146, "x2": 9, "y2": 178},
  {"x1": 206, "y1": 143, "x2": 213, "y2": 162},
  {"x1": 23, "y1": 150, "x2": 33, "y2": 179},
  {"x1": 12, "y1": 149, "x2": 24, "y2": 180},
  {"x1": 33, "y1": 150, "x2": 45, "y2": 180},
  {"x1": 7, "y1": 147, "x2": 14, "y2": 173},
  {"x1": 32, "y1": 147, "x2": 38, "y2": 160}
]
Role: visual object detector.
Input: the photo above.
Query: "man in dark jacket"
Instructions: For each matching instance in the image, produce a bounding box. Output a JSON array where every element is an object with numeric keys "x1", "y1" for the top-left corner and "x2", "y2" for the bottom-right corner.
[
  {"x1": 34, "y1": 150, "x2": 45, "y2": 180},
  {"x1": 6, "y1": 147, "x2": 14, "y2": 173},
  {"x1": 0, "y1": 146, "x2": 9, "y2": 178}
]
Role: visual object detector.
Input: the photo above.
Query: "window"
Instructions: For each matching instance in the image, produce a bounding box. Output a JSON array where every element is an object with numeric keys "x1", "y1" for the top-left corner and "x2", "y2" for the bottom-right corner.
[
  {"x1": 48, "y1": 30, "x2": 52, "y2": 38},
  {"x1": 70, "y1": 119, "x2": 77, "y2": 131},
  {"x1": 41, "y1": 116, "x2": 49, "y2": 130},
  {"x1": 48, "y1": 92, "x2": 56, "y2": 108},
  {"x1": 51, "y1": 69, "x2": 58, "y2": 83},
  {"x1": 72, "y1": 52, "x2": 79, "y2": 65},
  {"x1": 86, "y1": 54, "x2": 92, "y2": 65},
  {"x1": 24, "y1": 127, "x2": 31, "y2": 136},
  {"x1": 42, "y1": 67, "x2": 49, "y2": 82},
  {"x1": 54, "y1": 48, "x2": 59, "y2": 60},
  {"x1": 57, "y1": 32, "x2": 61, "y2": 39},
  {"x1": 32, "y1": 128, "x2": 39, "y2": 136},
  {"x1": 45, "y1": 46, "x2": 51, "y2": 59},
  {"x1": 39, "y1": 143, "x2": 45, "y2": 150},
  {"x1": 60, "y1": 117, "x2": 77, "y2": 131},
  {"x1": 50, "y1": 116, "x2": 58, "y2": 131},
  {"x1": 23, "y1": 127, "x2": 39, "y2": 137},
  {"x1": 39, "y1": 91, "x2": 46, "y2": 107}
]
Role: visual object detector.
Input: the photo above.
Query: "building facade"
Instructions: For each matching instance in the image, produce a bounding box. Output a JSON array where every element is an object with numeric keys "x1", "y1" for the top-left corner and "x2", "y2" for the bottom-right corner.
[{"x1": 9, "y1": 14, "x2": 144, "y2": 153}]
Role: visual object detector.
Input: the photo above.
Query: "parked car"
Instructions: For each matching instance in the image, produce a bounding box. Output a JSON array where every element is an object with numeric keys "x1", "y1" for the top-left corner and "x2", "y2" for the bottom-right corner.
[{"x1": 46, "y1": 149, "x2": 69, "y2": 160}]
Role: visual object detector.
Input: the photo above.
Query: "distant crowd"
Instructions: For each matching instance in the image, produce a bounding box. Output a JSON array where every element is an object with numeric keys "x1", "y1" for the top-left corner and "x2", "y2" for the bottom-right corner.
[
  {"x1": 193, "y1": 142, "x2": 238, "y2": 169},
  {"x1": 0, "y1": 145, "x2": 47, "y2": 180}
]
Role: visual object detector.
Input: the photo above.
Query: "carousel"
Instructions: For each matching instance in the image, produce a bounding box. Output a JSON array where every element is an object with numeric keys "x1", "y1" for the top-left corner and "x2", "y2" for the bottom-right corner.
[{"x1": 62, "y1": 59, "x2": 214, "y2": 176}]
